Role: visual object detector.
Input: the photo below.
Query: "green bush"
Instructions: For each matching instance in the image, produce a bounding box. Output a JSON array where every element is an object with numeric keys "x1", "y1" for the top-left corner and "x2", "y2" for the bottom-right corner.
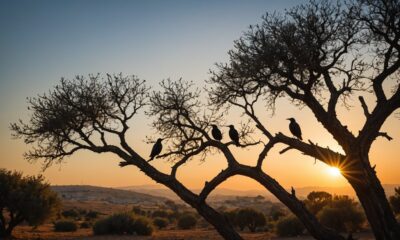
[
  {"x1": 54, "y1": 220, "x2": 78, "y2": 232},
  {"x1": 178, "y1": 214, "x2": 197, "y2": 229},
  {"x1": 317, "y1": 195, "x2": 364, "y2": 232},
  {"x1": 93, "y1": 212, "x2": 153, "y2": 236},
  {"x1": 133, "y1": 216, "x2": 153, "y2": 235},
  {"x1": 276, "y1": 216, "x2": 304, "y2": 237},
  {"x1": 153, "y1": 217, "x2": 168, "y2": 229},
  {"x1": 236, "y1": 208, "x2": 266, "y2": 232}
]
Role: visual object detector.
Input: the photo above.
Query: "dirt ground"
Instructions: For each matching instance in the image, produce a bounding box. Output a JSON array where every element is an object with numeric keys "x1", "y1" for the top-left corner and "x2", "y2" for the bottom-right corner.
[{"x1": 12, "y1": 224, "x2": 375, "y2": 240}]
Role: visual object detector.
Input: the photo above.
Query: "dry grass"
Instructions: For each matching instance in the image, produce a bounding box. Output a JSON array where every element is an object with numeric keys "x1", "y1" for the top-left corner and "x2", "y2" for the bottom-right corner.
[{"x1": 12, "y1": 224, "x2": 375, "y2": 240}]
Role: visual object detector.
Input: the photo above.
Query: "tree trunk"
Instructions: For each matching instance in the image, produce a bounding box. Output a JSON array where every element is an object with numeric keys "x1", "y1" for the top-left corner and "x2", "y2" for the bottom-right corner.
[
  {"x1": 195, "y1": 204, "x2": 242, "y2": 240},
  {"x1": 125, "y1": 154, "x2": 243, "y2": 240},
  {"x1": 237, "y1": 165, "x2": 345, "y2": 240},
  {"x1": 347, "y1": 156, "x2": 400, "y2": 240}
]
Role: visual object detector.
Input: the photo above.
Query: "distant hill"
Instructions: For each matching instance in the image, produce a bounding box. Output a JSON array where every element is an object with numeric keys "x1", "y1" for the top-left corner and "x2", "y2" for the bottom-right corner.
[
  {"x1": 52, "y1": 185, "x2": 169, "y2": 205},
  {"x1": 119, "y1": 184, "x2": 400, "y2": 202}
]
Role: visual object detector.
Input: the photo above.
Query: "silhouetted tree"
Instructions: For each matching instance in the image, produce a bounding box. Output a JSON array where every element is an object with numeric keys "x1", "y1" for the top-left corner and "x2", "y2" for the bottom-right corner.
[
  {"x1": 276, "y1": 215, "x2": 305, "y2": 237},
  {"x1": 304, "y1": 191, "x2": 333, "y2": 214},
  {"x1": 235, "y1": 208, "x2": 266, "y2": 232},
  {"x1": 178, "y1": 213, "x2": 197, "y2": 229},
  {"x1": 0, "y1": 169, "x2": 60, "y2": 238},
  {"x1": 11, "y1": 0, "x2": 400, "y2": 239},
  {"x1": 317, "y1": 195, "x2": 365, "y2": 233},
  {"x1": 208, "y1": 0, "x2": 400, "y2": 238}
]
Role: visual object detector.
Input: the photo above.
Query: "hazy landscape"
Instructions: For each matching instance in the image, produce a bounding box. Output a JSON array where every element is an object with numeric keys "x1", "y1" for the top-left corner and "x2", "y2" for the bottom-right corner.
[{"x1": 12, "y1": 185, "x2": 378, "y2": 239}]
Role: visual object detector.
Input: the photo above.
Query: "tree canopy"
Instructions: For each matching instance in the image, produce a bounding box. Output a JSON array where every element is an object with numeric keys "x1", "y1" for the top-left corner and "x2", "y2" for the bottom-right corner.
[{"x1": 0, "y1": 169, "x2": 60, "y2": 238}]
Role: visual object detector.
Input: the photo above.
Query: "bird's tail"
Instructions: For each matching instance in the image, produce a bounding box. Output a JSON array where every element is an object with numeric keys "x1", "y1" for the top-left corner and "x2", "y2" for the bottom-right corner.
[
  {"x1": 148, "y1": 156, "x2": 154, "y2": 162},
  {"x1": 299, "y1": 136, "x2": 303, "y2": 140}
]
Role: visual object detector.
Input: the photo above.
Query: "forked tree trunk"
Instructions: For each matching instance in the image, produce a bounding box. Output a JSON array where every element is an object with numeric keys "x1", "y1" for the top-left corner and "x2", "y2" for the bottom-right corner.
[
  {"x1": 123, "y1": 154, "x2": 243, "y2": 240},
  {"x1": 194, "y1": 204, "x2": 242, "y2": 240},
  {"x1": 346, "y1": 154, "x2": 400, "y2": 240}
]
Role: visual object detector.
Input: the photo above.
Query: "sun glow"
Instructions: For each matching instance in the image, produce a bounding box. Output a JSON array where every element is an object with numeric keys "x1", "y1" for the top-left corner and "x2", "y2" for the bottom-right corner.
[{"x1": 328, "y1": 167, "x2": 341, "y2": 177}]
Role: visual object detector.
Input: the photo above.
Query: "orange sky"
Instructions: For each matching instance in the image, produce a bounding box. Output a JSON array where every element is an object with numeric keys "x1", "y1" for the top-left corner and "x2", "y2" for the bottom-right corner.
[{"x1": 1, "y1": 0, "x2": 399, "y2": 191}]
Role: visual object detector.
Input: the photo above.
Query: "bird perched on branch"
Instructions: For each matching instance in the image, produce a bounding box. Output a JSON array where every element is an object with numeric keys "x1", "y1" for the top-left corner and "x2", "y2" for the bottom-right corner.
[
  {"x1": 148, "y1": 138, "x2": 163, "y2": 162},
  {"x1": 211, "y1": 125, "x2": 222, "y2": 141},
  {"x1": 228, "y1": 125, "x2": 240, "y2": 146},
  {"x1": 287, "y1": 118, "x2": 302, "y2": 140}
]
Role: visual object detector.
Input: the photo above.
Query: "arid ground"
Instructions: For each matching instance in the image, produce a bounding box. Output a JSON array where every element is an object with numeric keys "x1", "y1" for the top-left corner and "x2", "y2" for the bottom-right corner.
[{"x1": 13, "y1": 224, "x2": 375, "y2": 240}]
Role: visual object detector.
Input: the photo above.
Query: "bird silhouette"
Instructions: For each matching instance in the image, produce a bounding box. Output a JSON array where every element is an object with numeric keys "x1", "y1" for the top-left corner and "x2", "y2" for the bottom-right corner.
[
  {"x1": 287, "y1": 118, "x2": 303, "y2": 140},
  {"x1": 228, "y1": 125, "x2": 240, "y2": 146},
  {"x1": 148, "y1": 138, "x2": 163, "y2": 162},
  {"x1": 211, "y1": 125, "x2": 222, "y2": 141}
]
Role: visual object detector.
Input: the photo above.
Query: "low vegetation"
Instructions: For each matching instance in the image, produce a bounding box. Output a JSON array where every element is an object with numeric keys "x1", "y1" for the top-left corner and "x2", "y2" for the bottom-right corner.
[
  {"x1": 178, "y1": 213, "x2": 197, "y2": 230},
  {"x1": 275, "y1": 216, "x2": 305, "y2": 237},
  {"x1": 54, "y1": 220, "x2": 78, "y2": 232},
  {"x1": 93, "y1": 212, "x2": 153, "y2": 236},
  {"x1": 153, "y1": 217, "x2": 168, "y2": 229},
  {"x1": 11, "y1": 187, "x2": 400, "y2": 239}
]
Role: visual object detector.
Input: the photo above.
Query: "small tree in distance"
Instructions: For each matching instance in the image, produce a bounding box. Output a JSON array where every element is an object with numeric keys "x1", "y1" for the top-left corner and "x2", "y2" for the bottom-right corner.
[
  {"x1": 236, "y1": 208, "x2": 266, "y2": 232},
  {"x1": 304, "y1": 191, "x2": 333, "y2": 215},
  {"x1": 317, "y1": 195, "x2": 365, "y2": 233},
  {"x1": 0, "y1": 169, "x2": 60, "y2": 238}
]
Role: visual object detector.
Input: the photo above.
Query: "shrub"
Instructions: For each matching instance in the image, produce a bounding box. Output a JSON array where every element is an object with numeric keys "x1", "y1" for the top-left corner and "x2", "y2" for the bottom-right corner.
[
  {"x1": 93, "y1": 212, "x2": 152, "y2": 236},
  {"x1": 133, "y1": 216, "x2": 153, "y2": 235},
  {"x1": 54, "y1": 220, "x2": 78, "y2": 232},
  {"x1": 178, "y1": 214, "x2": 197, "y2": 229},
  {"x1": 62, "y1": 209, "x2": 80, "y2": 219},
  {"x1": 93, "y1": 212, "x2": 135, "y2": 235},
  {"x1": 153, "y1": 217, "x2": 168, "y2": 229},
  {"x1": 80, "y1": 221, "x2": 91, "y2": 228},
  {"x1": 92, "y1": 218, "x2": 109, "y2": 235},
  {"x1": 236, "y1": 208, "x2": 267, "y2": 232},
  {"x1": 276, "y1": 216, "x2": 305, "y2": 237},
  {"x1": 317, "y1": 195, "x2": 364, "y2": 232}
]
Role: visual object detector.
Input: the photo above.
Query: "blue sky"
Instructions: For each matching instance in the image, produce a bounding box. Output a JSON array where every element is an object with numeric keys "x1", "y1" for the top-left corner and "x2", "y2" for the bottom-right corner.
[
  {"x1": 0, "y1": 0, "x2": 306, "y2": 120},
  {"x1": 7, "y1": 1, "x2": 387, "y2": 189}
]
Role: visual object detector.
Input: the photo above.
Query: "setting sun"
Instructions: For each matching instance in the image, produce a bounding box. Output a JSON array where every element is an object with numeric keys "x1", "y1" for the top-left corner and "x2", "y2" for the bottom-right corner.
[{"x1": 328, "y1": 167, "x2": 341, "y2": 177}]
